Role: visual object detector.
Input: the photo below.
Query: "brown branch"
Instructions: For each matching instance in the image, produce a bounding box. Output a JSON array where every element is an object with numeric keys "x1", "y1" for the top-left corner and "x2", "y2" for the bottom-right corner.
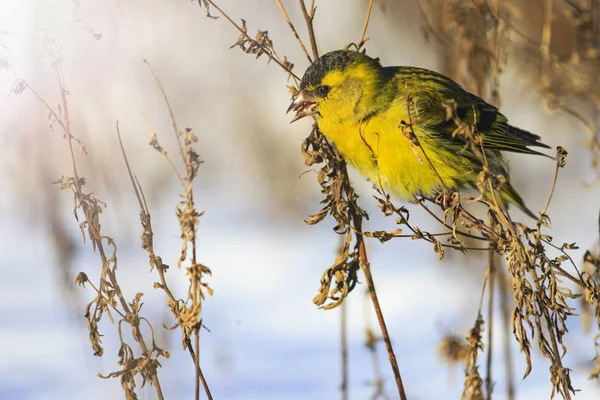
[
  {"x1": 187, "y1": 338, "x2": 214, "y2": 400},
  {"x1": 274, "y1": 0, "x2": 313, "y2": 62},
  {"x1": 204, "y1": 0, "x2": 300, "y2": 81},
  {"x1": 485, "y1": 251, "x2": 496, "y2": 400},
  {"x1": 353, "y1": 213, "x2": 408, "y2": 400},
  {"x1": 358, "y1": 0, "x2": 374, "y2": 48},
  {"x1": 118, "y1": 115, "x2": 213, "y2": 400},
  {"x1": 299, "y1": 0, "x2": 319, "y2": 59},
  {"x1": 413, "y1": 197, "x2": 488, "y2": 241},
  {"x1": 498, "y1": 265, "x2": 516, "y2": 400},
  {"x1": 195, "y1": 328, "x2": 201, "y2": 400},
  {"x1": 54, "y1": 61, "x2": 165, "y2": 398},
  {"x1": 341, "y1": 301, "x2": 349, "y2": 400}
]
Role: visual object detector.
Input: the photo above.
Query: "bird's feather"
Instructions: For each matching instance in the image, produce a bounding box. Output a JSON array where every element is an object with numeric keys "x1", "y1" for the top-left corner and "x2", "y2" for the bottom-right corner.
[{"x1": 388, "y1": 66, "x2": 551, "y2": 157}]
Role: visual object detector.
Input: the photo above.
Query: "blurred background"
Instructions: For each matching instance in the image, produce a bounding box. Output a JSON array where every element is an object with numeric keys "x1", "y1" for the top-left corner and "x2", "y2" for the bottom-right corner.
[{"x1": 0, "y1": 0, "x2": 599, "y2": 399}]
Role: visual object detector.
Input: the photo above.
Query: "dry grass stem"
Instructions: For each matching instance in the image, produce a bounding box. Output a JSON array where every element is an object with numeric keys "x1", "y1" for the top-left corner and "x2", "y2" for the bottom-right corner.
[
  {"x1": 299, "y1": 0, "x2": 319, "y2": 60},
  {"x1": 358, "y1": 0, "x2": 375, "y2": 49},
  {"x1": 17, "y1": 24, "x2": 218, "y2": 398},
  {"x1": 140, "y1": 61, "x2": 214, "y2": 399},
  {"x1": 485, "y1": 251, "x2": 496, "y2": 399},
  {"x1": 340, "y1": 301, "x2": 349, "y2": 400},
  {"x1": 364, "y1": 290, "x2": 392, "y2": 400},
  {"x1": 18, "y1": 33, "x2": 169, "y2": 399}
]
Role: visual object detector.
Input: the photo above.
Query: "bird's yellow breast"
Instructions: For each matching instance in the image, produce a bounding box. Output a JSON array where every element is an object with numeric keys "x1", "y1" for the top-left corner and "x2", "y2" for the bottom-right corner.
[{"x1": 316, "y1": 103, "x2": 476, "y2": 200}]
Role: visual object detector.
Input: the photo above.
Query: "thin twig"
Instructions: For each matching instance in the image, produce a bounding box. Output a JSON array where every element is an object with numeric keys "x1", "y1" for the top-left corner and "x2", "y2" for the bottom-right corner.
[
  {"x1": 341, "y1": 301, "x2": 349, "y2": 400},
  {"x1": 299, "y1": 0, "x2": 319, "y2": 60},
  {"x1": 485, "y1": 250, "x2": 496, "y2": 399},
  {"x1": 274, "y1": 0, "x2": 313, "y2": 62},
  {"x1": 54, "y1": 59, "x2": 165, "y2": 399},
  {"x1": 358, "y1": 0, "x2": 374, "y2": 48},
  {"x1": 187, "y1": 340, "x2": 214, "y2": 400},
  {"x1": 195, "y1": 328, "x2": 201, "y2": 400},
  {"x1": 204, "y1": 0, "x2": 300, "y2": 81},
  {"x1": 414, "y1": 197, "x2": 488, "y2": 241},
  {"x1": 353, "y1": 213, "x2": 408, "y2": 400},
  {"x1": 528, "y1": 268, "x2": 572, "y2": 400},
  {"x1": 118, "y1": 85, "x2": 214, "y2": 400},
  {"x1": 142, "y1": 113, "x2": 186, "y2": 190},
  {"x1": 117, "y1": 124, "x2": 208, "y2": 400},
  {"x1": 144, "y1": 59, "x2": 185, "y2": 162},
  {"x1": 541, "y1": 149, "x2": 562, "y2": 215},
  {"x1": 497, "y1": 265, "x2": 516, "y2": 400}
]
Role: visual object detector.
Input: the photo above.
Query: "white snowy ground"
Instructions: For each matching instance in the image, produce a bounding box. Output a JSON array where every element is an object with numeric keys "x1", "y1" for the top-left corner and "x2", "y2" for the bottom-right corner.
[{"x1": 1, "y1": 200, "x2": 600, "y2": 400}]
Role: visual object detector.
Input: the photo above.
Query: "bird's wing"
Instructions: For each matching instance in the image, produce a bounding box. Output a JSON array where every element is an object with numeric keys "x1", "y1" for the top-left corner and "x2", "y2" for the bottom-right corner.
[
  {"x1": 446, "y1": 95, "x2": 551, "y2": 156},
  {"x1": 390, "y1": 67, "x2": 550, "y2": 156}
]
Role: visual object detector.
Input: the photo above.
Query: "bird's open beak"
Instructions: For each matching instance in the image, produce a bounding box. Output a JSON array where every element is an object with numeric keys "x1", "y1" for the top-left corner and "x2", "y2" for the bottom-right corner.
[{"x1": 287, "y1": 90, "x2": 318, "y2": 123}]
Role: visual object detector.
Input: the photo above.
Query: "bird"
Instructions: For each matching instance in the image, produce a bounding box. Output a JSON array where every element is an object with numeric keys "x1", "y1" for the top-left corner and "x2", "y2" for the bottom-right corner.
[{"x1": 287, "y1": 49, "x2": 550, "y2": 218}]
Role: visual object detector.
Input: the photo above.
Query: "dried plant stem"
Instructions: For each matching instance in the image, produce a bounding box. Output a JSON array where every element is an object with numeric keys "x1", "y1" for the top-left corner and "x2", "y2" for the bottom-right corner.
[
  {"x1": 358, "y1": 0, "x2": 374, "y2": 48},
  {"x1": 185, "y1": 341, "x2": 213, "y2": 400},
  {"x1": 341, "y1": 301, "x2": 349, "y2": 400},
  {"x1": 413, "y1": 197, "x2": 487, "y2": 241},
  {"x1": 204, "y1": 0, "x2": 300, "y2": 80},
  {"x1": 195, "y1": 329, "x2": 201, "y2": 400},
  {"x1": 199, "y1": 360, "x2": 213, "y2": 399},
  {"x1": 337, "y1": 229, "x2": 349, "y2": 400},
  {"x1": 485, "y1": 251, "x2": 496, "y2": 399},
  {"x1": 528, "y1": 268, "x2": 572, "y2": 400},
  {"x1": 498, "y1": 266, "x2": 515, "y2": 400},
  {"x1": 143, "y1": 60, "x2": 185, "y2": 161},
  {"x1": 299, "y1": 0, "x2": 319, "y2": 60},
  {"x1": 275, "y1": 0, "x2": 312, "y2": 62},
  {"x1": 354, "y1": 214, "x2": 407, "y2": 400},
  {"x1": 145, "y1": 65, "x2": 213, "y2": 400},
  {"x1": 55, "y1": 67, "x2": 164, "y2": 398},
  {"x1": 360, "y1": 251, "x2": 406, "y2": 400},
  {"x1": 117, "y1": 72, "x2": 213, "y2": 399}
]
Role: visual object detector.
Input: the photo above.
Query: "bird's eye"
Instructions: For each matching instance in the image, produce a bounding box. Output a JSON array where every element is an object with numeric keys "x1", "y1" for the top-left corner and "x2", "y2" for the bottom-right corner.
[{"x1": 316, "y1": 85, "x2": 330, "y2": 97}]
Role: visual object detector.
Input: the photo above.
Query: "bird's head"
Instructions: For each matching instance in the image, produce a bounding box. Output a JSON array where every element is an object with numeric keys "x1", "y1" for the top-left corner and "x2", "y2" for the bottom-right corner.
[{"x1": 288, "y1": 50, "x2": 384, "y2": 124}]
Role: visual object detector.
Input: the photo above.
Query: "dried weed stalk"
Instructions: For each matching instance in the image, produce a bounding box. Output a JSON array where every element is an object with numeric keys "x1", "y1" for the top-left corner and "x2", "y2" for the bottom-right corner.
[
  {"x1": 10, "y1": 22, "x2": 215, "y2": 399},
  {"x1": 13, "y1": 34, "x2": 169, "y2": 399},
  {"x1": 363, "y1": 289, "x2": 392, "y2": 400},
  {"x1": 462, "y1": 314, "x2": 485, "y2": 400},
  {"x1": 119, "y1": 60, "x2": 215, "y2": 400}
]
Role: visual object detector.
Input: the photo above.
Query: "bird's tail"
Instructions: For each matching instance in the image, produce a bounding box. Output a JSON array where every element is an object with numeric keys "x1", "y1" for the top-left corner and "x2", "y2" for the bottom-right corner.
[{"x1": 494, "y1": 182, "x2": 537, "y2": 219}]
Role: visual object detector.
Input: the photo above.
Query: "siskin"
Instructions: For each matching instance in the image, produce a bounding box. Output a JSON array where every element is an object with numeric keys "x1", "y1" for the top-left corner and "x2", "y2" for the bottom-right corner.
[{"x1": 288, "y1": 50, "x2": 550, "y2": 218}]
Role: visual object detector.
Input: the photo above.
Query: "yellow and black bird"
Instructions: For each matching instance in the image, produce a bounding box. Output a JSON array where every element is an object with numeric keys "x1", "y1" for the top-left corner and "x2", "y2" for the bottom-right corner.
[{"x1": 288, "y1": 50, "x2": 550, "y2": 218}]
